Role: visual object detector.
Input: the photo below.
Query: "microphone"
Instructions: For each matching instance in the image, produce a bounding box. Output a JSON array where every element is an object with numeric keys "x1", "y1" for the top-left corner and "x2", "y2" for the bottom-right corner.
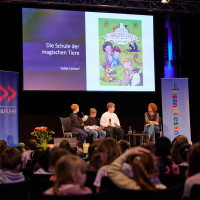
[
  {"x1": 109, "y1": 118, "x2": 111, "y2": 124},
  {"x1": 81, "y1": 112, "x2": 84, "y2": 117}
]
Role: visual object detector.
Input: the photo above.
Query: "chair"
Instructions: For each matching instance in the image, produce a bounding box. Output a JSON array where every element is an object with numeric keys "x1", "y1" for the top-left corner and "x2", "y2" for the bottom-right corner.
[
  {"x1": 190, "y1": 184, "x2": 200, "y2": 200},
  {"x1": 143, "y1": 116, "x2": 163, "y2": 140},
  {"x1": 59, "y1": 117, "x2": 78, "y2": 138},
  {"x1": 158, "y1": 173, "x2": 186, "y2": 187},
  {"x1": 29, "y1": 174, "x2": 54, "y2": 200},
  {"x1": 100, "y1": 176, "x2": 119, "y2": 192},
  {"x1": 0, "y1": 181, "x2": 29, "y2": 200},
  {"x1": 118, "y1": 184, "x2": 184, "y2": 200},
  {"x1": 36, "y1": 190, "x2": 113, "y2": 200}
]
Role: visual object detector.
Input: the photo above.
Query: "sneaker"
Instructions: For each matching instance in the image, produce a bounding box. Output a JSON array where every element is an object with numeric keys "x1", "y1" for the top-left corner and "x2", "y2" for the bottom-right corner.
[{"x1": 77, "y1": 147, "x2": 83, "y2": 153}]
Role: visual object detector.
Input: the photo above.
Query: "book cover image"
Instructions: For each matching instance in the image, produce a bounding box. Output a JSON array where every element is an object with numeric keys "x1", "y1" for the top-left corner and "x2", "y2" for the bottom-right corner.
[{"x1": 99, "y1": 18, "x2": 143, "y2": 86}]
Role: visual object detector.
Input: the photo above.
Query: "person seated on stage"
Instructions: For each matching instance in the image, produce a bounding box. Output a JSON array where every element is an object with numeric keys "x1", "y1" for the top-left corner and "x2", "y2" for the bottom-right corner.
[
  {"x1": 84, "y1": 108, "x2": 106, "y2": 140},
  {"x1": 144, "y1": 103, "x2": 160, "y2": 142},
  {"x1": 0, "y1": 147, "x2": 25, "y2": 184},
  {"x1": 44, "y1": 154, "x2": 92, "y2": 196},
  {"x1": 100, "y1": 102, "x2": 124, "y2": 141},
  {"x1": 106, "y1": 147, "x2": 166, "y2": 191},
  {"x1": 70, "y1": 104, "x2": 91, "y2": 152}
]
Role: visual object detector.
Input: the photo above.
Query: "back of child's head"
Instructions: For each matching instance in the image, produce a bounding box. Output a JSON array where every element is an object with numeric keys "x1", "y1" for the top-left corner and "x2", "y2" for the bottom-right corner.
[
  {"x1": 0, "y1": 147, "x2": 22, "y2": 171},
  {"x1": 38, "y1": 150, "x2": 50, "y2": 172},
  {"x1": 0, "y1": 140, "x2": 7, "y2": 155},
  {"x1": 187, "y1": 142, "x2": 200, "y2": 177},
  {"x1": 53, "y1": 154, "x2": 86, "y2": 195},
  {"x1": 178, "y1": 143, "x2": 191, "y2": 163},
  {"x1": 98, "y1": 138, "x2": 121, "y2": 165},
  {"x1": 26, "y1": 138, "x2": 38, "y2": 150},
  {"x1": 118, "y1": 140, "x2": 130, "y2": 153},
  {"x1": 155, "y1": 136, "x2": 171, "y2": 157},
  {"x1": 49, "y1": 147, "x2": 70, "y2": 168},
  {"x1": 131, "y1": 152, "x2": 157, "y2": 191},
  {"x1": 59, "y1": 139, "x2": 71, "y2": 151},
  {"x1": 89, "y1": 153, "x2": 101, "y2": 171}
]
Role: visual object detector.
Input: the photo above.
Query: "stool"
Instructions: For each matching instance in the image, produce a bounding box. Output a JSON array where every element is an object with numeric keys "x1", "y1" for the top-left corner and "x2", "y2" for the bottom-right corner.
[{"x1": 127, "y1": 133, "x2": 147, "y2": 147}]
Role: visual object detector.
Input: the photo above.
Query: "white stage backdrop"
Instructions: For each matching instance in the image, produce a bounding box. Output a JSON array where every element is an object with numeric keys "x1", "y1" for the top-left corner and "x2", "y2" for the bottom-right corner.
[{"x1": 161, "y1": 78, "x2": 191, "y2": 142}]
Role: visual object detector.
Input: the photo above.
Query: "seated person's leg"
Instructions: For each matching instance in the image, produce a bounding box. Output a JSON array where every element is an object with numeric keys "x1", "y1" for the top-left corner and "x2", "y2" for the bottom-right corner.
[
  {"x1": 104, "y1": 127, "x2": 115, "y2": 138},
  {"x1": 97, "y1": 129, "x2": 106, "y2": 139},
  {"x1": 89, "y1": 130, "x2": 98, "y2": 140},
  {"x1": 114, "y1": 127, "x2": 125, "y2": 141},
  {"x1": 74, "y1": 129, "x2": 88, "y2": 148}
]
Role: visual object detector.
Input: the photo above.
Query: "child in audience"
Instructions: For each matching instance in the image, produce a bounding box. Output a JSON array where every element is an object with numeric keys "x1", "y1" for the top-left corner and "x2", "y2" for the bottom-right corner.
[
  {"x1": 70, "y1": 104, "x2": 91, "y2": 152},
  {"x1": 0, "y1": 147, "x2": 25, "y2": 183},
  {"x1": 93, "y1": 138, "x2": 131, "y2": 192},
  {"x1": 171, "y1": 135, "x2": 189, "y2": 165},
  {"x1": 183, "y1": 142, "x2": 200, "y2": 200},
  {"x1": 34, "y1": 150, "x2": 52, "y2": 175},
  {"x1": 118, "y1": 140, "x2": 130, "y2": 153},
  {"x1": 84, "y1": 108, "x2": 106, "y2": 140},
  {"x1": 154, "y1": 136, "x2": 180, "y2": 174},
  {"x1": 21, "y1": 138, "x2": 39, "y2": 169},
  {"x1": 48, "y1": 147, "x2": 70, "y2": 176},
  {"x1": 44, "y1": 154, "x2": 92, "y2": 195},
  {"x1": 106, "y1": 147, "x2": 166, "y2": 191}
]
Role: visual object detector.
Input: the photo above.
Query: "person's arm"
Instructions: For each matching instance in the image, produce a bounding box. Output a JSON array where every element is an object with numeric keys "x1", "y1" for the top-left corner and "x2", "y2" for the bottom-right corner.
[
  {"x1": 70, "y1": 113, "x2": 82, "y2": 128},
  {"x1": 100, "y1": 113, "x2": 108, "y2": 127},
  {"x1": 106, "y1": 147, "x2": 150, "y2": 190}
]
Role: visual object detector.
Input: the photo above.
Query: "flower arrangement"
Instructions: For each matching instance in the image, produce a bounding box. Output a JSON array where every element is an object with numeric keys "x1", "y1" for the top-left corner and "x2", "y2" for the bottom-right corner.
[{"x1": 31, "y1": 126, "x2": 55, "y2": 150}]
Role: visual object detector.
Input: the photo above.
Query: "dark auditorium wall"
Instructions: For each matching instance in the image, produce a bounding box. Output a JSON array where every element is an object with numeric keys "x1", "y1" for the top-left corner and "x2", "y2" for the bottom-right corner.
[{"x1": 0, "y1": 3, "x2": 200, "y2": 143}]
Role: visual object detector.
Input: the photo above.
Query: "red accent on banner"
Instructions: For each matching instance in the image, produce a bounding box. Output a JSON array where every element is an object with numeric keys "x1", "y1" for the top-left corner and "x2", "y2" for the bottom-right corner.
[
  {"x1": 0, "y1": 85, "x2": 8, "y2": 101},
  {"x1": 8, "y1": 85, "x2": 17, "y2": 102}
]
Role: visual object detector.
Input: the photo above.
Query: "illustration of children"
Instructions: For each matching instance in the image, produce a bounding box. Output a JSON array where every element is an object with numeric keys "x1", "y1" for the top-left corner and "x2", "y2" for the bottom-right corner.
[
  {"x1": 111, "y1": 46, "x2": 121, "y2": 68},
  {"x1": 102, "y1": 42, "x2": 113, "y2": 67},
  {"x1": 121, "y1": 56, "x2": 135, "y2": 86}
]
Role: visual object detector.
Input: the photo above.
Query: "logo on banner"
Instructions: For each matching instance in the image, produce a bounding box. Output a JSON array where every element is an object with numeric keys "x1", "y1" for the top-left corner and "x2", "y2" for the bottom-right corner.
[
  {"x1": 0, "y1": 85, "x2": 17, "y2": 102},
  {"x1": 172, "y1": 83, "x2": 180, "y2": 135}
]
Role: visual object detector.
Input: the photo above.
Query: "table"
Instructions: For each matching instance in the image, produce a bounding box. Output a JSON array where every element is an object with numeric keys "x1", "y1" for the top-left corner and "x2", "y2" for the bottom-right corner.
[{"x1": 127, "y1": 133, "x2": 147, "y2": 147}]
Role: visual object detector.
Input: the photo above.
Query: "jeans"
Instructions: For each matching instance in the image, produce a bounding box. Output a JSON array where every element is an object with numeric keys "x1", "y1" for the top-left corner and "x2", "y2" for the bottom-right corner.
[
  {"x1": 144, "y1": 124, "x2": 160, "y2": 142},
  {"x1": 89, "y1": 129, "x2": 106, "y2": 140},
  {"x1": 74, "y1": 129, "x2": 91, "y2": 144}
]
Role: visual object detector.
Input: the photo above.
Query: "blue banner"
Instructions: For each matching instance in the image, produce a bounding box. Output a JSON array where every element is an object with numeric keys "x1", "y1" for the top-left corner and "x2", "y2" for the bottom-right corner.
[
  {"x1": 0, "y1": 71, "x2": 19, "y2": 146},
  {"x1": 161, "y1": 78, "x2": 191, "y2": 142}
]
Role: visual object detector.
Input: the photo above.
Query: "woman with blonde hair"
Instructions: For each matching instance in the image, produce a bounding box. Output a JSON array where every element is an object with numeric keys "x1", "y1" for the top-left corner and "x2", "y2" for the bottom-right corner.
[
  {"x1": 44, "y1": 154, "x2": 92, "y2": 196},
  {"x1": 144, "y1": 103, "x2": 160, "y2": 142}
]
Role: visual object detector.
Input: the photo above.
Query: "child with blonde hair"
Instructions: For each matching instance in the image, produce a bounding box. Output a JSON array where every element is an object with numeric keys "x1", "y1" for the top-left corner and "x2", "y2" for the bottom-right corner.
[{"x1": 44, "y1": 154, "x2": 92, "y2": 196}]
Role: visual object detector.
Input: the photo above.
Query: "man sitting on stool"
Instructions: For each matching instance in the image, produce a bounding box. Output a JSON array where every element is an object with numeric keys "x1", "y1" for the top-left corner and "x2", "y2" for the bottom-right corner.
[{"x1": 100, "y1": 102, "x2": 124, "y2": 141}]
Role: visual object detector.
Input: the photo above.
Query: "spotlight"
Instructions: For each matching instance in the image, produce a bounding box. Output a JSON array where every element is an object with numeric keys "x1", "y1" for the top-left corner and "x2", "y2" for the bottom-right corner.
[{"x1": 161, "y1": 0, "x2": 170, "y2": 3}]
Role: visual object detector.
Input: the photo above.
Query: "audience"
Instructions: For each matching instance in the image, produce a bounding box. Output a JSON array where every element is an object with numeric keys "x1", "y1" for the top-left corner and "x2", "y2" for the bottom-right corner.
[
  {"x1": 21, "y1": 138, "x2": 39, "y2": 169},
  {"x1": 34, "y1": 150, "x2": 52, "y2": 175},
  {"x1": 183, "y1": 142, "x2": 200, "y2": 200},
  {"x1": 118, "y1": 139, "x2": 130, "y2": 153},
  {"x1": 44, "y1": 154, "x2": 92, "y2": 195},
  {"x1": 0, "y1": 140, "x2": 7, "y2": 155},
  {"x1": 0, "y1": 147, "x2": 25, "y2": 183},
  {"x1": 106, "y1": 147, "x2": 166, "y2": 191},
  {"x1": 93, "y1": 137, "x2": 131, "y2": 192},
  {"x1": 171, "y1": 135, "x2": 189, "y2": 165},
  {"x1": 154, "y1": 136, "x2": 180, "y2": 174}
]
